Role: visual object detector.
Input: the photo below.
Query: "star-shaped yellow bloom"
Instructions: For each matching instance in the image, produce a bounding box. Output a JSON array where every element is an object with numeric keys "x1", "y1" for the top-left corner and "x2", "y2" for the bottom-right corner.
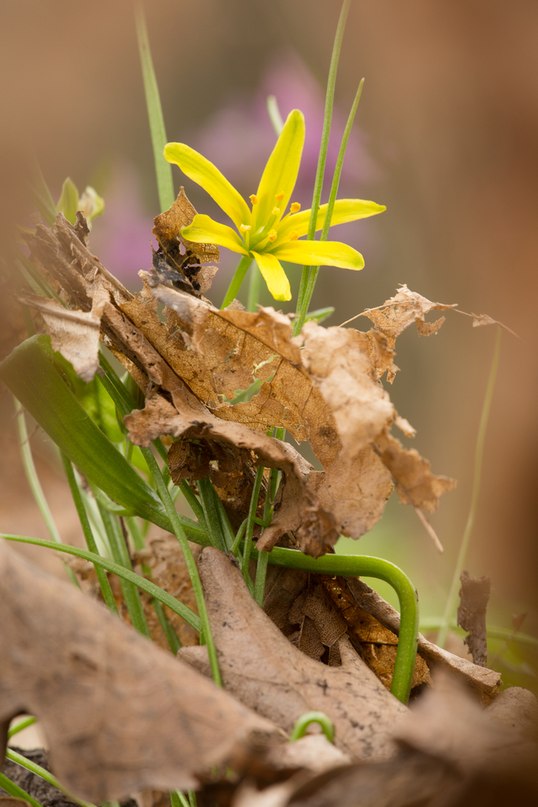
[{"x1": 164, "y1": 109, "x2": 385, "y2": 302}]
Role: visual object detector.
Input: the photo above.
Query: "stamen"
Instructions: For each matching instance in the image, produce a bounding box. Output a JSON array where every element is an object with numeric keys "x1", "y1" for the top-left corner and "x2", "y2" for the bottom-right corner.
[
  {"x1": 274, "y1": 192, "x2": 284, "y2": 202},
  {"x1": 267, "y1": 229, "x2": 277, "y2": 243},
  {"x1": 249, "y1": 194, "x2": 259, "y2": 205},
  {"x1": 290, "y1": 202, "x2": 301, "y2": 214},
  {"x1": 239, "y1": 223, "x2": 252, "y2": 233},
  {"x1": 271, "y1": 206, "x2": 281, "y2": 217},
  {"x1": 289, "y1": 231, "x2": 299, "y2": 241}
]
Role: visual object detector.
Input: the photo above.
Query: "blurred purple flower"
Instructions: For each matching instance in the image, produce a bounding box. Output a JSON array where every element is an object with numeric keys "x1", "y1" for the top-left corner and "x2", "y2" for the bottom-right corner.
[{"x1": 194, "y1": 54, "x2": 380, "y2": 205}]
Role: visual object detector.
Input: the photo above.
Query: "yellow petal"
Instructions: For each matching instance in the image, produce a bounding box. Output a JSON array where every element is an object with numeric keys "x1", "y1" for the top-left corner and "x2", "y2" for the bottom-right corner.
[
  {"x1": 181, "y1": 214, "x2": 248, "y2": 255},
  {"x1": 272, "y1": 239, "x2": 365, "y2": 270},
  {"x1": 251, "y1": 251, "x2": 292, "y2": 301},
  {"x1": 252, "y1": 110, "x2": 305, "y2": 233},
  {"x1": 276, "y1": 198, "x2": 386, "y2": 243},
  {"x1": 164, "y1": 143, "x2": 251, "y2": 230}
]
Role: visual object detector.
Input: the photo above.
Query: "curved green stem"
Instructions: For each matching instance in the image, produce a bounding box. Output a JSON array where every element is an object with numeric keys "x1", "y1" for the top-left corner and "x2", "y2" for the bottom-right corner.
[
  {"x1": 290, "y1": 711, "x2": 335, "y2": 743},
  {"x1": 221, "y1": 255, "x2": 252, "y2": 308},
  {"x1": 265, "y1": 548, "x2": 419, "y2": 704}
]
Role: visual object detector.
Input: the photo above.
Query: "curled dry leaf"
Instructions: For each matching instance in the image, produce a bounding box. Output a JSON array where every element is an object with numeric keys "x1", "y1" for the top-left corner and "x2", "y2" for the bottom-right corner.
[
  {"x1": 179, "y1": 548, "x2": 408, "y2": 761},
  {"x1": 26, "y1": 216, "x2": 455, "y2": 555},
  {"x1": 0, "y1": 543, "x2": 281, "y2": 802},
  {"x1": 343, "y1": 577, "x2": 501, "y2": 699},
  {"x1": 152, "y1": 188, "x2": 219, "y2": 296}
]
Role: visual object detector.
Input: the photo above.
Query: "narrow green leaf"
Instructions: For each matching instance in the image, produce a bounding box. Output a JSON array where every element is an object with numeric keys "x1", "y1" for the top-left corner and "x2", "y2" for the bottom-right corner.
[
  {"x1": 0, "y1": 335, "x2": 170, "y2": 531},
  {"x1": 1, "y1": 533, "x2": 201, "y2": 632},
  {"x1": 134, "y1": 2, "x2": 175, "y2": 212}
]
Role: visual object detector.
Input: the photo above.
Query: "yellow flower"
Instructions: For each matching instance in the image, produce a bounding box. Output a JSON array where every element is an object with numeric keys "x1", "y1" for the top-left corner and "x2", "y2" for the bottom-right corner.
[{"x1": 164, "y1": 109, "x2": 385, "y2": 302}]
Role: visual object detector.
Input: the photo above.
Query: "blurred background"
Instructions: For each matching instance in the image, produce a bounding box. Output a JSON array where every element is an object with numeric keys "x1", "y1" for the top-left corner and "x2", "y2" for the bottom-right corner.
[{"x1": 1, "y1": 0, "x2": 536, "y2": 678}]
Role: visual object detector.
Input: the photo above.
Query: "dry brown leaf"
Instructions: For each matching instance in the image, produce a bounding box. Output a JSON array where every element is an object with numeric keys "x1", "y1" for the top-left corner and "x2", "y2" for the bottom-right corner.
[
  {"x1": 375, "y1": 431, "x2": 456, "y2": 514},
  {"x1": 26, "y1": 218, "x2": 455, "y2": 554},
  {"x1": 457, "y1": 570, "x2": 491, "y2": 666},
  {"x1": 0, "y1": 543, "x2": 281, "y2": 802},
  {"x1": 179, "y1": 548, "x2": 408, "y2": 762},
  {"x1": 125, "y1": 394, "x2": 338, "y2": 556},
  {"x1": 344, "y1": 577, "x2": 501, "y2": 699},
  {"x1": 152, "y1": 188, "x2": 219, "y2": 296}
]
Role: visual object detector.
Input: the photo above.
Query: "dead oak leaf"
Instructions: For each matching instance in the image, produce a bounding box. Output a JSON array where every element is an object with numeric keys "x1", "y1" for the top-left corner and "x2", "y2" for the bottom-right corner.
[
  {"x1": 375, "y1": 431, "x2": 456, "y2": 514},
  {"x1": 0, "y1": 543, "x2": 280, "y2": 802},
  {"x1": 179, "y1": 548, "x2": 408, "y2": 762}
]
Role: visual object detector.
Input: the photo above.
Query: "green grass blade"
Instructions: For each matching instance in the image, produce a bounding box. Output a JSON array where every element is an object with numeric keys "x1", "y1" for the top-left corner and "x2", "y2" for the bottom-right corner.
[
  {"x1": 0, "y1": 335, "x2": 170, "y2": 531},
  {"x1": 135, "y1": 2, "x2": 175, "y2": 211},
  {"x1": 1, "y1": 533, "x2": 201, "y2": 632},
  {"x1": 0, "y1": 770, "x2": 46, "y2": 807}
]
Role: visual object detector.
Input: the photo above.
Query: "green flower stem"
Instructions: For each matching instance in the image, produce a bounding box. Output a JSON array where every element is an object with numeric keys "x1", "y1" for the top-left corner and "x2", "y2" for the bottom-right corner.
[
  {"x1": 294, "y1": 0, "x2": 350, "y2": 335},
  {"x1": 95, "y1": 502, "x2": 150, "y2": 637},
  {"x1": 0, "y1": 533, "x2": 201, "y2": 631},
  {"x1": 6, "y1": 748, "x2": 95, "y2": 807},
  {"x1": 265, "y1": 547, "x2": 419, "y2": 704},
  {"x1": 134, "y1": 1, "x2": 175, "y2": 212},
  {"x1": 221, "y1": 254, "x2": 252, "y2": 309},
  {"x1": 290, "y1": 711, "x2": 335, "y2": 743},
  {"x1": 139, "y1": 448, "x2": 222, "y2": 687},
  {"x1": 62, "y1": 455, "x2": 118, "y2": 613},
  {"x1": 0, "y1": 770, "x2": 45, "y2": 807},
  {"x1": 247, "y1": 263, "x2": 263, "y2": 311},
  {"x1": 436, "y1": 328, "x2": 502, "y2": 648}
]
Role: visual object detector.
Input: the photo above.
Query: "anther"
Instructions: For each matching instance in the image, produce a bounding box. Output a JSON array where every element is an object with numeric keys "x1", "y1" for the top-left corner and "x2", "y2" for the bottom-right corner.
[
  {"x1": 249, "y1": 194, "x2": 259, "y2": 205},
  {"x1": 290, "y1": 202, "x2": 301, "y2": 214}
]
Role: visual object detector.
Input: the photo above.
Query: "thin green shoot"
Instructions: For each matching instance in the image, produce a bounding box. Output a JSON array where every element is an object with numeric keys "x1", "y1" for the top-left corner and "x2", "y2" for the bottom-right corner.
[
  {"x1": 6, "y1": 748, "x2": 96, "y2": 807},
  {"x1": 62, "y1": 455, "x2": 118, "y2": 613},
  {"x1": 240, "y1": 466, "x2": 264, "y2": 590},
  {"x1": 294, "y1": 0, "x2": 351, "y2": 335},
  {"x1": 437, "y1": 328, "x2": 502, "y2": 647},
  {"x1": 94, "y1": 499, "x2": 150, "y2": 637},
  {"x1": 139, "y1": 448, "x2": 222, "y2": 687},
  {"x1": 0, "y1": 533, "x2": 201, "y2": 631},
  {"x1": 7, "y1": 716, "x2": 37, "y2": 739},
  {"x1": 15, "y1": 399, "x2": 62, "y2": 547},
  {"x1": 134, "y1": 1, "x2": 175, "y2": 212},
  {"x1": 289, "y1": 711, "x2": 335, "y2": 743},
  {"x1": 0, "y1": 770, "x2": 45, "y2": 807}
]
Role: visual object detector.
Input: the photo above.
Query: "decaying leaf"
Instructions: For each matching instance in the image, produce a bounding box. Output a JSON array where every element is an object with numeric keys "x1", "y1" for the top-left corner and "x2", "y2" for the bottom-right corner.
[
  {"x1": 26, "y1": 215, "x2": 455, "y2": 555},
  {"x1": 153, "y1": 188, "x2": 219, "y2": 296},
  {"x1": 232, "y1": 678, "x2": 538, "y2": 807},
  {"x1": 71, "y1": 533, "x2": 201, "y2": 650},
  {"x1": 343, "y1": 577, "x2": 501, "y2": 699},
  {"x1": 179, "y1": 548, "x2": 408, "y2": 761},
  {"x1": 0, "y1": 543, "x2": 281, "y2": 802},
  {"x1": 457, "y1": 570, "x2": 491, "y2": 666}
]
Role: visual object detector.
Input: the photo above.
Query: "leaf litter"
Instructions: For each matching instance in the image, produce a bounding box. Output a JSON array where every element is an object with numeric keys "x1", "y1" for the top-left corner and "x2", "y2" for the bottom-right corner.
[{"x1": 8, "y1": 205, "x2": 534, "y2": 804}]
